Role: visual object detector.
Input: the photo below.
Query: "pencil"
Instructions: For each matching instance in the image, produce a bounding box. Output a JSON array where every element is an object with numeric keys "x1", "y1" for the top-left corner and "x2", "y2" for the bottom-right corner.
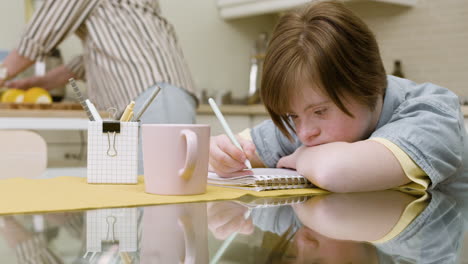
[{"x1": 132, "y1": 85, "x2": 161, "y2": 121}]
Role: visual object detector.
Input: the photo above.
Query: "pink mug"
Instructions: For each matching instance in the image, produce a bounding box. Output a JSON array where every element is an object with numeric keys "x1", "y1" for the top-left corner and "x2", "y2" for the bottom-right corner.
[
  {"x1": 140, "y1": 203, "x2": 208, "y2": 264},
  {"x1": 142, "y1": 124, "x2": 210, "y2": 195}
]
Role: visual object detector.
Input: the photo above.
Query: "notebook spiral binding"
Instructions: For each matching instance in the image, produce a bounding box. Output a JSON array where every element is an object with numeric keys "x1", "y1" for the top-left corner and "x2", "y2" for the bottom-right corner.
[
  {"x1": 252, "y1": 196, "x2": 310, "y2": 208},
  {"x1": 237, "y1": 195, "x2": 312, "y2": 210},
  {"x1": 254, "y1": 175, "x2": 312, "y2": 190}
]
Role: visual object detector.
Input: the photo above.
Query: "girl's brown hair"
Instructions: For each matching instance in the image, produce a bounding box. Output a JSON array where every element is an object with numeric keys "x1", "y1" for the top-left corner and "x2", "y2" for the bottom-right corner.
[{"x1": 261, "y1": 0, "x2": 387, "y2": 140}]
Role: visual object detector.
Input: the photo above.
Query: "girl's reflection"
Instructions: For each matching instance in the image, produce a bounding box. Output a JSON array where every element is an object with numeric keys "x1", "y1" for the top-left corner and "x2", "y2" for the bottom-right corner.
[
  {"x1": 268, "y1": 191, "x2": 418, "y2": 263},
  {"x1": 208, "y1": 189, "x2": 464, "y2": 264}
]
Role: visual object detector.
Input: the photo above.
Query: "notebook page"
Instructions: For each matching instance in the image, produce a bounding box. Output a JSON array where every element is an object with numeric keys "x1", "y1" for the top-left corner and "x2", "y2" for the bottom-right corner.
[
  {"x1": 208, "y1": 168, "x2": 301, "y2": 180},
  {"x1": 208, "y1": 168, "x2": 313, "y2": 190}
]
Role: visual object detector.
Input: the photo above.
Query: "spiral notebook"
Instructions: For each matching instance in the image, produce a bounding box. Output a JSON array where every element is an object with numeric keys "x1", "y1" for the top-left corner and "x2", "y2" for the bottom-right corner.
[{"x1": 208, "y1": 168, "x2": 314, "y2": 191}]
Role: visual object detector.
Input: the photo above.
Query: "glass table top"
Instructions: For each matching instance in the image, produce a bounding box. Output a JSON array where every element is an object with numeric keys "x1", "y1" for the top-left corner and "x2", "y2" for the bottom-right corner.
[{"x1": 1, "y1": 184, "x2": 467, "y2": 264}]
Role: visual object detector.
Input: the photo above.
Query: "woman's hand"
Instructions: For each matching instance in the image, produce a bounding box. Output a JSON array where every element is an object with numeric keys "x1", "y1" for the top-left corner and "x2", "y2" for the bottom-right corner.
[
  {"x1": 5, "y1": 65, "x2": 75, "y2": 91},
  {"x1": 5, "y1": 76, "x2": 48, "y2": 90}
]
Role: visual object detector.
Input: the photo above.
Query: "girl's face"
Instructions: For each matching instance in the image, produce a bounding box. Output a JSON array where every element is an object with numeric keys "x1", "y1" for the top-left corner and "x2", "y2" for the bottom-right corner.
[
  {"x1": 280, "y1": 227, "x2": 376, "y2": 264},
  {"x1": 287, "y1": 85, "x2": 381, "y2": 147}
]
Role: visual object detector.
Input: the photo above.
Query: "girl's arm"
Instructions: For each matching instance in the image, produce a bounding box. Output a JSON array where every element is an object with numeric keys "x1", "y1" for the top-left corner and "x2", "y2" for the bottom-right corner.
[{"x1": 296, "y1": 140, "x2": 410, "y2": 192}]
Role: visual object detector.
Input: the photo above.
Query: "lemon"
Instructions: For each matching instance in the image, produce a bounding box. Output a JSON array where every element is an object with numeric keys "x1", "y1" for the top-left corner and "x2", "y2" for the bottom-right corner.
[
  {"x1": 1, "y1": 89, "x2": 25, "y2": 103},
  {"x1": 24, "y1": 87, "x2": 52, "y2": 104}
]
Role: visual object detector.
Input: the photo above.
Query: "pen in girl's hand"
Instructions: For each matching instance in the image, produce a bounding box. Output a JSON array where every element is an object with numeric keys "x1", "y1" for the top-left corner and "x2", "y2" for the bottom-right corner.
[{"x1": 208, "y1": 98, "x2": 252, "y2": 169}]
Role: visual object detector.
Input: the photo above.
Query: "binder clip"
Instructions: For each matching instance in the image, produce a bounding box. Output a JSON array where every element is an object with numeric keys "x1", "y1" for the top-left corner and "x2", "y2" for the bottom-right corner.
[
  {"x1": 84, "y1": 208, "x2": 137, "y2": 261},
  {"x1": 103, "y1": 121, "x2": 120, "y2": 157}
]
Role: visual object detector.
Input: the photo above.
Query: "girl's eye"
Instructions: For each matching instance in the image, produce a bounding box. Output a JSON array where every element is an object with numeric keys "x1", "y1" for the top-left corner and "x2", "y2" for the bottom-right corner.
[
  {"x1": 314, "y1": 108, "x2": 327, "y2": 116},
  {"x1": 287, "y1": 113, "x2": 298, "y2": 119}
]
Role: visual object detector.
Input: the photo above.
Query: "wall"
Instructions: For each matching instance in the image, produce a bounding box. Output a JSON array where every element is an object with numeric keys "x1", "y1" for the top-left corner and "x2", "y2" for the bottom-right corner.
[
  {"x1": 159, "y1": 0, "x2": 277, "y2": 99},
  {"x1": 0, "y1": 1, "x2": 277, "y2": 99},
  {"x1": 161, "y1": 0, "x2": 468, "y2": 97},
  {"x1": 0, "y1": 1, "x2": 277, "y2": 166},
  {"x1": 346, "y1": 0, "x2": 468, "y2": 96},
  {"x1": 0, "y1": 0, "x2": 83, "y2": 100},
  {"x1": 0, "y1": 1, "x2": 24, "y2": 51},
  {"x1": 1, "y1": 1, "x2": 467, "y2": 97},
  {"x1": 0, "y1": 0, "x2": 83, "y2": 61}
]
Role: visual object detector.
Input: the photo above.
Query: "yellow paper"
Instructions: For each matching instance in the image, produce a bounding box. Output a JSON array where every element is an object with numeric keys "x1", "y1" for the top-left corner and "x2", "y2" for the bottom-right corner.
[{"x1": 0, "y1": 176, "x2": 328, "y2": 215}]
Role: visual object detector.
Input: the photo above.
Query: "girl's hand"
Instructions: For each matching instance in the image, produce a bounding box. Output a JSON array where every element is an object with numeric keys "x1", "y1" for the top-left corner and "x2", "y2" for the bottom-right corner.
[
  {"x1": 209, "y1": 134, "x2": 256, "y2": 177},
  {"x1": 276, "y1": 146, "x2": 306, "y2": 170},
  {"x1": 207, "y1": 201, "x2": 253, "y2": 240}
]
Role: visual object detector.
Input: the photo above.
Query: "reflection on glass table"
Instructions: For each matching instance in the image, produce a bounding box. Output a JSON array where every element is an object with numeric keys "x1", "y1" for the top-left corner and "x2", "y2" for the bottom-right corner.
[
  {"x1": 0, "y1": 187, "x2": 467, "y2": 263},
  {"x1": 84, "y1": 208, "x2": 138, "y2": 262}
]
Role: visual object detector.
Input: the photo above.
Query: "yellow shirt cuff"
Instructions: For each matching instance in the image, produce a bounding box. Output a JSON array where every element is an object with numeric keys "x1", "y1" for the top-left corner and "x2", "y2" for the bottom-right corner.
[
  {"x1": 372, "y1": 192, "x2": 430, "y2": 243},
  {"x1": 370, "y1": 137, "x2": 430, "y2": 190}
]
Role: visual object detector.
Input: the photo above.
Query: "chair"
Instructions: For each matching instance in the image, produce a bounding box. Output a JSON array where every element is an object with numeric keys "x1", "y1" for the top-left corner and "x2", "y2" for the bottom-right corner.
[{"x1": 0, "y1": 130, "x2": 47, "y2": 179}]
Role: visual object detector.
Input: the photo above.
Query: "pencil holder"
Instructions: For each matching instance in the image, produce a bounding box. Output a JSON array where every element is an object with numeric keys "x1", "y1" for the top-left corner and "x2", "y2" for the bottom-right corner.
[
  {"x1": 85, "y1": 208, "x2": 138, "y2": 254},
  {"x1": 87, "y1": 121, "x2": 139, "y2": 184}
]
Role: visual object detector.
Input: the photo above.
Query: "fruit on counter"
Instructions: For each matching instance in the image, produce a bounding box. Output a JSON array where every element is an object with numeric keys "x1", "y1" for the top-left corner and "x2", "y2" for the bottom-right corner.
[
  {"x1": 1, "y1": 89, "x2": 26, "y2": 103},
  {"x1": 23, "y1": 87, "x2": 52, "y2": 104}
]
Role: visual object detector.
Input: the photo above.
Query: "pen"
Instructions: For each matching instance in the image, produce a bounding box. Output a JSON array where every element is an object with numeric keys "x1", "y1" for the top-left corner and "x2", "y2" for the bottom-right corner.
[
  {"x1": 132, "y1": 85, "x2": 161, "y2": 121},
  {"x1": 208, "y1": 98, "x2": 252, "y2": 169},
  {"x1": 69, "y1": 78, "x2": 94, "y2": 121},
  {"x1": 120, "y1": 101, "x2": 135, "y2": 122}
]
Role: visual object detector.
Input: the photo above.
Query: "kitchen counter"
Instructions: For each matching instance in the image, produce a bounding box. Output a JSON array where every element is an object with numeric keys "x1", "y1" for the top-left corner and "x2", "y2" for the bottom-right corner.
[
  {"x1": 0, "y1": 104, "x2": 467, "y2": 124},
  {"x1": 0, "y1": 104, "x2": 268, "y2": 118},
  {"x1": 198, "y1": 104, "x2": 468, "y2": 116},
  {"x1": 3, "y1": 104, "x2": 467, "y2": 117},
  {"x1": 199, "y1": 104, "x2": 468, "y2": 116},
  {"x1": 0, "y1": 109, "x2": 90, "y2": 118},
  {"x1": 0, "y1": 104, "x2": 269, "y2": 130}
]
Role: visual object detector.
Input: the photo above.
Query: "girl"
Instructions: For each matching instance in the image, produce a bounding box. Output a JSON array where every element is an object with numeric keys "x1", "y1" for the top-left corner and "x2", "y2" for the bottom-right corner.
[{"x1": 209, "y1": 0, "x2": 468, "y2": 192}]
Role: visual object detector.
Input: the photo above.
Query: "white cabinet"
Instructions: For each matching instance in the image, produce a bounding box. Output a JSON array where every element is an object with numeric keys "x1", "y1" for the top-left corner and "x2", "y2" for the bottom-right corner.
[
  {"x1": 217, "y1": 0, "x2": 312, "y2": 19},
  {"x1": 217, "y1": 0, "x2": 417, "y2": 20},
  {"x1": 35, "y1": 130, "x2": 87, "y2": 167}
]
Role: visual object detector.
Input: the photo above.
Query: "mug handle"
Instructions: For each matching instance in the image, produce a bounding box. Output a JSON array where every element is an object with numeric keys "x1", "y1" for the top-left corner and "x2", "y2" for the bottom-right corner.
[
  {"x1": 179, "y1": 129, "x2": 198, "y2": 181},
  {"x1": 178, "y1": 215, "x2": 196, "y2": 264}
]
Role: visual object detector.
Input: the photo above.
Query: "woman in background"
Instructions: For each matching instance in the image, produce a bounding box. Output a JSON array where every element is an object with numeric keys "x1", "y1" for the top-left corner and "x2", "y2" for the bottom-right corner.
[{"x1": 0, "y1": 0, "x2": 197, "y2": 172}]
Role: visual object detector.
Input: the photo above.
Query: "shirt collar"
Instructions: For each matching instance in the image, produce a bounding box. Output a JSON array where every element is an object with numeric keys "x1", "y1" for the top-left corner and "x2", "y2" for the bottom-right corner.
[{"x1": 375, "y1": 75, "x2": 405, "y2": 130}]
